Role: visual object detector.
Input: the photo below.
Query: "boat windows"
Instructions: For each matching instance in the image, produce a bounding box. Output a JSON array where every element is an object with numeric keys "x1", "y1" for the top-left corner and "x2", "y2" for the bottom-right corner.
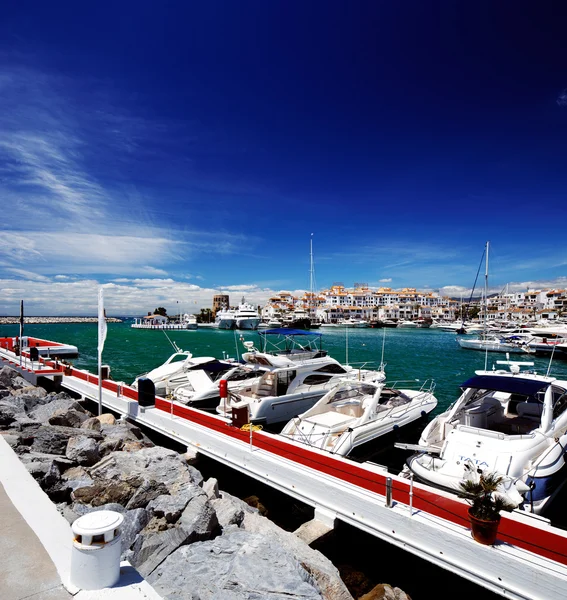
[
  {"x1": 313, "y1": 363, "x2": 347, "y2": 374},
  {"x1": 303, "y1": 374, "x2": 334, "y2": 385},
  {"x1": 552, "y1": 388, "x2": 567, "y2": 419},
  {"x1": 277, "y1": 370, "x2": 296, "y2": 395},
  {"x1": 227, "y1": 369, "x2": 262, "y2": 382}
]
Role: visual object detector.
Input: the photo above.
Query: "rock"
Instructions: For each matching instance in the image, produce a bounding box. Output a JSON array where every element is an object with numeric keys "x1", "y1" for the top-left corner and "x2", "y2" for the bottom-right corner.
[
  {"x1": 0, "y1": 431, "x2": 21, "y2": 447},
  {"x1": 128, "y1": 524, "x2": 196, "y2": 578},
  {"x1": 128, "y1": 486, "x2": 218, "y2": 577},
  {"x1": 0, "y1": 401, "x2": 23, "y2": 428},
  {"x1": 203, "y1": 477, "x2": 220, "y2": 500},
  {"x1": 98, "y1": 423, "x2": 153, "y2": 455},
  {"x1": 240, "y1": 509, "x2": 353, "y2": 600},
  {"x1": 97, "y1": 413, "x2": 116, "y2": 425},
  {"x1": 0, "y1": 366, "x2": 19, "y2": 388},
  {"x1": 29, "y1": 397, "x2": 86, "y2": 424},
  {"x1": 61, "y1": 465, "x2": 94, "y2": 491},
  {"x1": 89, "y1": 447, "x2": 202, "y2": 494},
  {"x1": 211, "y1": 491, "x2": 251, "y2": 528},
  {"x1": 178, "y1": 489, "x2": 218, "y2": 538},
  {"x1": 147, "y1": 530, "x2": 325, "y2": 600},
  {"x1": 30, "y1": 425, "x2": 101, "y2": 455},
  {"x1": 125, "y1": 479, "x2": 169, "y2": 510},
  {"x1": 147, "y1": 493, "x2": 190, "y2": 524},
  {"x1": 49, "y1": 409, "x2": 89, "y2": 428},
  {"x1": 66, "y1": 436, "x2": 101, "y2": 466},
  {"x1": 359, "y1": 584, "x2": 411, "y2": 600},
  {"x1": 72, "y1": 481, "x2": 137, "y2": 506},
  {"x1": 81, "y1": 416, "x2": 102, "y2": 431}
]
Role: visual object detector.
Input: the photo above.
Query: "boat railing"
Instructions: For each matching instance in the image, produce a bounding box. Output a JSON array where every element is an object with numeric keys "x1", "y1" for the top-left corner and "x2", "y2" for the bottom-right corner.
[{"x1": 383, "y1": 378, "x2": 436, "y2": 395}]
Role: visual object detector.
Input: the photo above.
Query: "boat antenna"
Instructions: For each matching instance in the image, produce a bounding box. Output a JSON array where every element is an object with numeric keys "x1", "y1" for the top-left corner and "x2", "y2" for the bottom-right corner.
[
  {"x1": 162, "y1": 330, "x2": 180, "y2": 353},
  {"x1": 380, "y1": 325, "x2": 386, "y2": 371},
  {"x1": 546, "y1": 342, "x2": 557, "y2": 377},
  {"x1": 233, "y1": 329, "x2": 240, "y2": 362},
  {"x1": 345, "y1": 321, "x2": 349, "y2": 366}
]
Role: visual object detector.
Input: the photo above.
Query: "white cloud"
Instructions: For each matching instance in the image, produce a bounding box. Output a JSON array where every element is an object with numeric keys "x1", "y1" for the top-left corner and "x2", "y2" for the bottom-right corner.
[
  {"x1": 557, "y1": 88, "x2": 567, "y2": 107},
  {"x1": 379, "y1": 278, "x2": 392, "y2": 283}
]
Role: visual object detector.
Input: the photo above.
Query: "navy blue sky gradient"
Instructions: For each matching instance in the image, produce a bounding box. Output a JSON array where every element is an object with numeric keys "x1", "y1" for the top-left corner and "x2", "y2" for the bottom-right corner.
[{"x1": 1, "y1": 1, "x2": 566, "y2": 314}]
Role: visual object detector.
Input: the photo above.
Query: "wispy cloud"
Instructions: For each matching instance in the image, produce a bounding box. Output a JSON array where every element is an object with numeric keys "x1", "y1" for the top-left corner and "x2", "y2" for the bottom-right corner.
[{"x1": 557, "y1": 88, "x2": 567, "y2": 106}]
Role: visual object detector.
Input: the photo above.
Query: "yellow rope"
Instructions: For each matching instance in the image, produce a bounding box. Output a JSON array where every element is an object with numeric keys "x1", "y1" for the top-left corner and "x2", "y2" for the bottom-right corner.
[{"x1": 240, "y1": 423, "x2": 263, "y2": 432}]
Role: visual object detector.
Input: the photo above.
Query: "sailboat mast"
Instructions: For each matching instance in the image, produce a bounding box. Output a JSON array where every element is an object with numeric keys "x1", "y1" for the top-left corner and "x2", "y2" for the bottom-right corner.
[
  {"x1": 309, "y1": 234, "x2": 314, "y2": 320},
  {"x1": 484, "y1": 241, "x2": 490, "y2": 370}
]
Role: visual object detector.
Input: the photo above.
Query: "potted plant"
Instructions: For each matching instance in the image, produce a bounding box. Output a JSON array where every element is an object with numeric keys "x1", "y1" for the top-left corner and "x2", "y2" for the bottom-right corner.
[{"x1": 458, "y1": 469, "x2": 517, "y2": 545}]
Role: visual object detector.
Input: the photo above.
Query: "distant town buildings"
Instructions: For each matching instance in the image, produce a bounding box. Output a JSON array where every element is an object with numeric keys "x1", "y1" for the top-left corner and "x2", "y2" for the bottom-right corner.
[{"x1": 259, "y1": 284, "x2": 567, "y2": 323}]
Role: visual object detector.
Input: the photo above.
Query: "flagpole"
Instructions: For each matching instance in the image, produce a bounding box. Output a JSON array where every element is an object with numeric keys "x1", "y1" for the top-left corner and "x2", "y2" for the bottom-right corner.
[
  {"x1": 19, "y1": 300, "x2": 24, "y2": 368},
  {"x1": 98, "y1": 288, "x2": 108, "y2": 416}
]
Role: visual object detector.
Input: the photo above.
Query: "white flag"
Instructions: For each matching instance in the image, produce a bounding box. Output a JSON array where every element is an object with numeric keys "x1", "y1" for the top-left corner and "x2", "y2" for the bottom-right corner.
[{"x1": 98, "y1": 287, "x2": 107, "y2": 359}]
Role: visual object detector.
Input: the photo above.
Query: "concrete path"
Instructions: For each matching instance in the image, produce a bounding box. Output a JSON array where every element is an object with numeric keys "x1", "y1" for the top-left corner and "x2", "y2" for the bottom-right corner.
[{"x1": 0, "y1": 482, "x2": 71, "y2": 600}]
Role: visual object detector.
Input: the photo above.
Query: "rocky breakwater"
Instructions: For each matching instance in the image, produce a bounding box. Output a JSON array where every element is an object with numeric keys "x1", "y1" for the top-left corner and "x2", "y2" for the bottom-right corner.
[
  {"x1": 0, "y1": 365, "x2": 409, "y2": 600},
  {"x1": 0, "y1": 316, "x2": 122, "y2": 324}
]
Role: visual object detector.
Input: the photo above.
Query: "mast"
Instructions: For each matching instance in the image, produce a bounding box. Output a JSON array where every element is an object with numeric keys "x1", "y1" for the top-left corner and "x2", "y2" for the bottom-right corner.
[
  {"x1": 484, "y1": 241, "x2": 489, "y2": 370},
  {"x1": 309, "y1": 234, "x2": 314, "y2": 321}
]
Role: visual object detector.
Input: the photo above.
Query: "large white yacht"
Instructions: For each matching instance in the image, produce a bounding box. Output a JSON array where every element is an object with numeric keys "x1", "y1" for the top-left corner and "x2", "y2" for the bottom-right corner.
[
  {"x1": 397, "y1": 359, "x2": 567, "y2": 515},
  {"x1": 215, "y1": 347, "x2": 386, "y2": 427},
  {"x1": 215, "y1": 306, "x2": 237, "y2": 330},
  {"x1": 235, "y1": 298, "x2": 261, "y2": 330}
]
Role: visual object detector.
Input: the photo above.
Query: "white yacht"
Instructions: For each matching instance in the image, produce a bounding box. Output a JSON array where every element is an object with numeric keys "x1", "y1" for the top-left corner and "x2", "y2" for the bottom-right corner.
[
  {"x1": 281, "y1": 379, "x2": 437, "y2": 456},
  {"x1": 215, "y1": 348, "x2": 386, "y2": 427},
  {"x1": 215, "y1": 306, "x2": 237, "y2": 330},
  {"x1": 235, "y1": 298, "x2": 261, "y2": 330},
  {"x1": 397, "y1": 359, "x2": 567, "y2": 515},
  {"x1": 131, "y1": 344, "x2": 236, "y2": 397}
]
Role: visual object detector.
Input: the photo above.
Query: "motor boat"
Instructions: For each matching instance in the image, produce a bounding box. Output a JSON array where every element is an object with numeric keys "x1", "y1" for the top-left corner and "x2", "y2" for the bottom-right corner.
[
  {"x1": 458, "y1": 333, "x2": 535, "y2": 354},
  {"x1": 131, "y1": 344, "x2": 237, "y2": 397},
  {"x1": 183, "y1": 314, "x2": 198, "y2": 330},
  {"x1": 235, "y1": 298, "x2": 261, "y2": 330},
  {"x1": 215, "y1": 306, "x2": 237, "y2": 330},
  {"x1": 338, "y1": 318, "x2": 369, "y2": 328},
  {"x1": 397, "y1": 320, "x2": 419, "y2": 328},
  {"x1": 248, "y1": 327, "x2": 328, "y2": 361},
  {"x1": 280, "y1": 379, "x2": 437, "y2": 456},
  {"x1": 397, "y1": 359, "x2": 567, "y2": 515},
  {"x1": 215, "y1": 349, "x2": 387, "y2": 427}
]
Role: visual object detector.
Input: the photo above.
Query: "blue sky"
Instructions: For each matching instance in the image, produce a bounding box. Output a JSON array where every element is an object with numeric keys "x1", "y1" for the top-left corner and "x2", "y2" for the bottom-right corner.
[{"x1": 1, "y1": 1, "x2": 566, "y2": 316}]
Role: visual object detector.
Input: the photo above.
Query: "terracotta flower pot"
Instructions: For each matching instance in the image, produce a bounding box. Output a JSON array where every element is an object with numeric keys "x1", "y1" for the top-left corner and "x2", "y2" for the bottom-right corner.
[{"x1": 468, "y1": 508, "x2": 500, "y2": 545}]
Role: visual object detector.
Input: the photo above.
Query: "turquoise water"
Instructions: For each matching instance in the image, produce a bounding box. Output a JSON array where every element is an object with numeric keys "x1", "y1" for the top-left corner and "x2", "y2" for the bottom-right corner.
[{"x1": 3, "y1": 321, "x2": 567, "y2": 416}]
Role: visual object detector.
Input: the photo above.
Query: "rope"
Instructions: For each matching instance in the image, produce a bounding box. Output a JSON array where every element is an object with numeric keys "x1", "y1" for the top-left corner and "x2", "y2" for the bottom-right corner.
[{"x1": 240, "y1": 423, "x2": 263, "y2": 432}]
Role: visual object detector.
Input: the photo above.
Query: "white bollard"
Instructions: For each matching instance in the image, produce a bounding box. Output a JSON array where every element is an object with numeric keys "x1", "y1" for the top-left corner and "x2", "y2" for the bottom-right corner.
[{"x1": 70, "y1": 510, "x2": 124, "y2": 590}]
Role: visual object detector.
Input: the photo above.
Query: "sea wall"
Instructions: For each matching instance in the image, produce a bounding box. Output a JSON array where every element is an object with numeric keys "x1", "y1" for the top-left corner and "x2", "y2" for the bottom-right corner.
[
  {"x1": 0, "y1": 316, "x2": 123, "y2": 324},
  {"x1": 0, "y1": 365, "x2": 410, "y2": 600}
]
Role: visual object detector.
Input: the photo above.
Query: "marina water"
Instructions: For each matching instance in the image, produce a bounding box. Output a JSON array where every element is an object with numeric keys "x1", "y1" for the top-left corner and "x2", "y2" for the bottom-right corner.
[{"x1": 3, "y1": 321, "x2": 567, "y2": 597}]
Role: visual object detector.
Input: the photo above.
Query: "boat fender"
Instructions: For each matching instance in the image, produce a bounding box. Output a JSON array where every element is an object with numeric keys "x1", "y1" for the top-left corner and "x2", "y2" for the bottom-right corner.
[{"x1": 421, "y1": 410, "x2": 427, "y2": 417}]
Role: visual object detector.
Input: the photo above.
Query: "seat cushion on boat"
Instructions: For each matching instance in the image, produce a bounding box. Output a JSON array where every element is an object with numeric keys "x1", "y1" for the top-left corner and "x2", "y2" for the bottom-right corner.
[{"x1": 516, "y1": 402, "x2": 543, "y2": 418}]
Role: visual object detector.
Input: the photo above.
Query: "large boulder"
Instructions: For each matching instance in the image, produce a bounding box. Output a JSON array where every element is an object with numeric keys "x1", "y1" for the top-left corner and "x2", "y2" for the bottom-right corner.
[
  {"x1": 240, "y1": 506, "x2": 353, "y2": 600},
  {"x1": 88, "y1": 447, "x2": 202, "y2": 494},
  {"x1": 30, "y1": 425, "x2": 101, "y2": 455},
  {"x1": 147, "y1": 530, "x2": 325, "y2": 600},
  {"x1": 127, "y1": 486, "x2": 218, "y2": 578},
  {"x1": 29, "y1": 396, "x2": 87, "y2": 423},
  {"x1": 66, "y1": 436, "x2": 101, "y2": 466}
]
